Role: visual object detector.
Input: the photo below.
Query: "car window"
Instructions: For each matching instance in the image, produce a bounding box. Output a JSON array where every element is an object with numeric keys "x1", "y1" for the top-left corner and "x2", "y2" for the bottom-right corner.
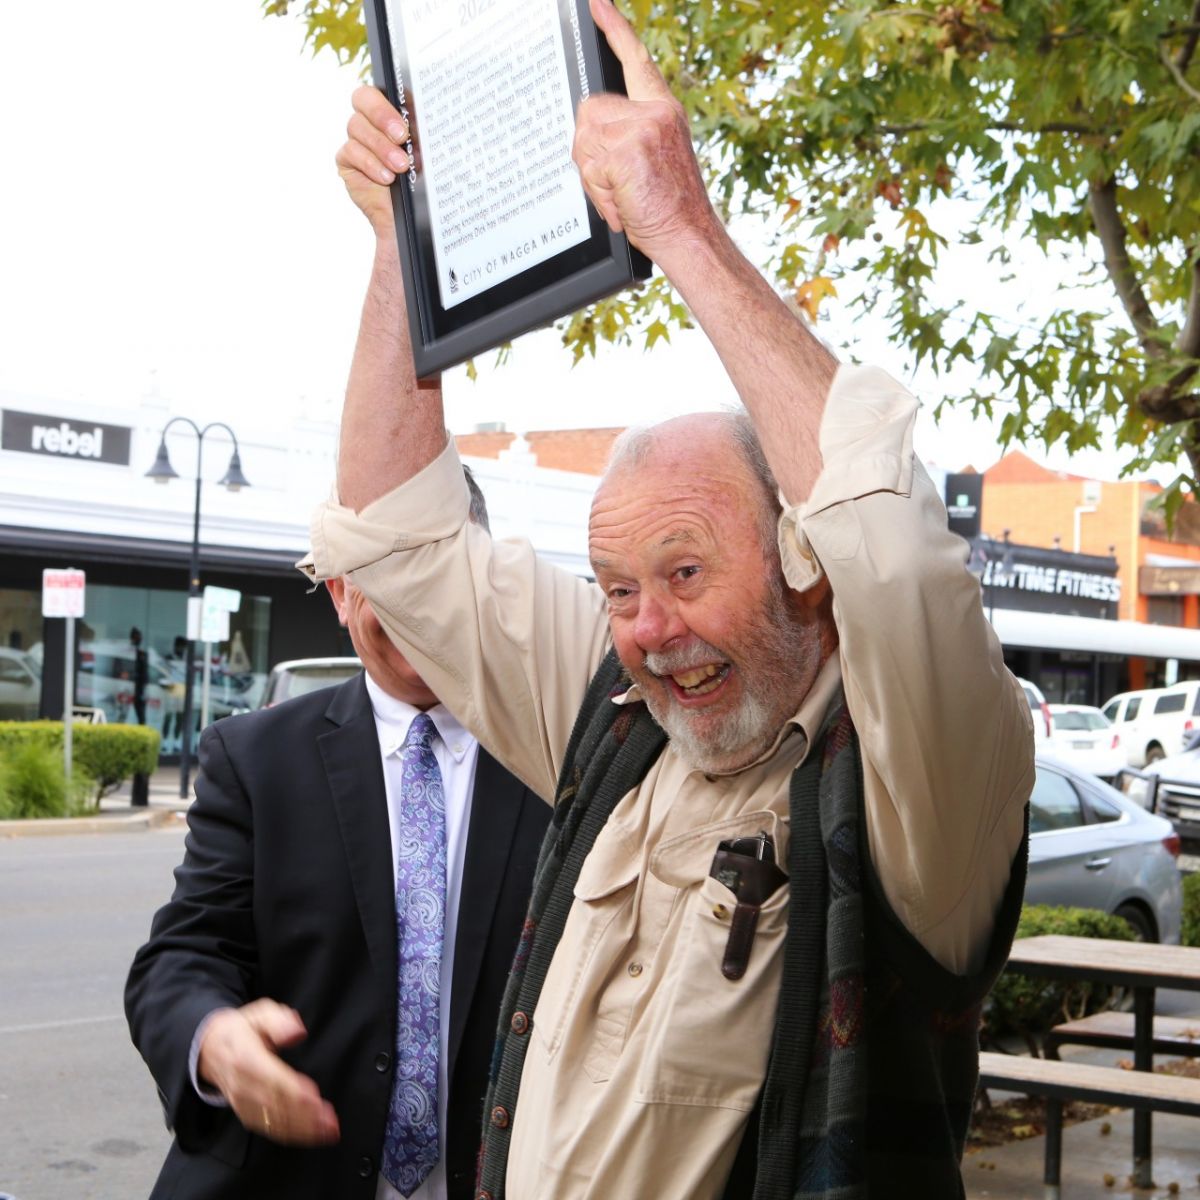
[
  {"x1": 1021, "y1": 687, "x2": 1039, "y2": 711},
  {"x1": 1154, "y1": 693, "x2": 1186, "y2": 715},
  {"x1": 1029, "y1": 769, "x2": 1085, "y2": 834},
  {"x1": 1192, "y1": 691, "x2": 1200, "y2": 716},
  {"x1": 1085, "y1": 792, "x2": 1122, "y2": 824},
  {"x1": 1102, "y1": 700, "x2": 1121, "y2": 722},
  {"x1": 1053, "y1": 711, "x2": 1109, "y2": 731},
  {"x1": 1126, "y1": 697, "x2": 1141, "y2": 720},
  {"x1": 0, "y1": 658, "x2": 31, "y2": 683}
]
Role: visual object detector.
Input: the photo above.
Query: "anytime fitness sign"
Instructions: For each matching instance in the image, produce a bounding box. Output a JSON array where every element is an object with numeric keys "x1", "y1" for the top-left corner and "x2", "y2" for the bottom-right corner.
[{"x1": 1, "y1": 408, "x2": 132, "y2": 466}]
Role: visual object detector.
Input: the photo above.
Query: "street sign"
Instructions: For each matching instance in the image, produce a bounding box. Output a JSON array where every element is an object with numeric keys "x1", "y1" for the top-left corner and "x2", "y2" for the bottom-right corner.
[
  {"x1": 200, "y1": 585, "x2": 240, "y2": 643},
  {"x1": 41, "y1": 568, "x2": 86, "y2": 618},
  {"x1": 203, "y1": 585, "x2": 241, "y2": 613}
]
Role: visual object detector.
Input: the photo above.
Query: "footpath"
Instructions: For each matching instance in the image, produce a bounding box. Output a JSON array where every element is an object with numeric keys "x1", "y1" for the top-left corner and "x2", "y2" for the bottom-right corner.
[{"x1": 0, "y1": 765, "x2": 190, "y2": 838}]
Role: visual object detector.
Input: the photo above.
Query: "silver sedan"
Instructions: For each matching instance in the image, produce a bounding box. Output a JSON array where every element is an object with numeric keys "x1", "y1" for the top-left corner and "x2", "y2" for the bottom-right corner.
[{"x1": 1027, "y1": 756, "x2": 1183, "y2": 945}]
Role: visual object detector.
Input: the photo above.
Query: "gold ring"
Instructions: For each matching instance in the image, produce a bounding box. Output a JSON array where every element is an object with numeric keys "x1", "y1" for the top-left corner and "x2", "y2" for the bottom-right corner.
[{"x1": 262, "y1": 1106, "x2": 272, "y2": 1133}]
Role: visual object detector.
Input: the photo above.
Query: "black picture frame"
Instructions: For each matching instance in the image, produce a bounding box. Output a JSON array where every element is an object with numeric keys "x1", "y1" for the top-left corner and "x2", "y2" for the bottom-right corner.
[{"x1": 362, "y1": 0, "x2": 652, "y2": 378}]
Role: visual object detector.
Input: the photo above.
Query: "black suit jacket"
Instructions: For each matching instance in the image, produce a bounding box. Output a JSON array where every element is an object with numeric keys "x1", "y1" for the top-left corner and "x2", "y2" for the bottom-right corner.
[{"x1": 125, "y1": 674, "x2": 549, "y2": 1200}]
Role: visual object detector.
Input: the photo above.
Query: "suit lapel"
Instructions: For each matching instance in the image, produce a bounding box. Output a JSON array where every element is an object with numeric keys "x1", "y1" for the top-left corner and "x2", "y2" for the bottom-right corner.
[
  {"x1": 318, "y1": 676, "x2": 397, "y2": 1011},
  {"x1": 448, "y1": 747, "x2": 523, "y2": 1084}
]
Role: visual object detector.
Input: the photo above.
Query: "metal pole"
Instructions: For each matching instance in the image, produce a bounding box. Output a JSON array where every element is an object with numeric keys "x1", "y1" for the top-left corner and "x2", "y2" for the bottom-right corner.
[
  {"x1": 201, "y1": 642, "x2": 213, "y2": 731},
  {"x1": 63, "y1": 614, "x2": 75, "y2": 784},
  {"x1": 178, "y1": 443, "x2": 204, "y2": 800}
]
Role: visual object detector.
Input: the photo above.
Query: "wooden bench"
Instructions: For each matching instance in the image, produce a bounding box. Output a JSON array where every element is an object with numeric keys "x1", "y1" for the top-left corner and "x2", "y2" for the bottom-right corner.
[
  {"x1": 977, "y1": 1051, "x2": 1200, "y2": 1196},
  {"x1": 1045, "y1": 1011, "x2": 1200, "y2": 1061}
]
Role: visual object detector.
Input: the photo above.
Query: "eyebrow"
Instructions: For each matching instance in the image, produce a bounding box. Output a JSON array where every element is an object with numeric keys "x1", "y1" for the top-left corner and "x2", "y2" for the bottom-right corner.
[{"x1": 590, "y1": 529, "x2": 698, "y2": 574}]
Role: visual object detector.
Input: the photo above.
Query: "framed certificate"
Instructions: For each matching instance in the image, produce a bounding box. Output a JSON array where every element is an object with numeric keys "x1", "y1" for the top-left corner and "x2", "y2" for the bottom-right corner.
[{"x1": 363, "y1": 0, "x2": 653, "y2": 378}]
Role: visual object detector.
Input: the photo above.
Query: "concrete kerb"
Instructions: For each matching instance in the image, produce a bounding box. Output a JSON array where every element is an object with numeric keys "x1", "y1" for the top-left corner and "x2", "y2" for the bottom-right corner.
[{"x1": 0, "y1": 766, "x2": 191, "y2": 838}]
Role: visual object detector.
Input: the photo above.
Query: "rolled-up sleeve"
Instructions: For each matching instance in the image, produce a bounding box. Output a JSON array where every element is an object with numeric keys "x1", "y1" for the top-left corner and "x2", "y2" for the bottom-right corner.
[
  {"x1": 781, "y1": 364, "x2": 1034, "y2": 974},
  {"x1": 302, "y1": 440, "x2": 611, "y2": 803}
]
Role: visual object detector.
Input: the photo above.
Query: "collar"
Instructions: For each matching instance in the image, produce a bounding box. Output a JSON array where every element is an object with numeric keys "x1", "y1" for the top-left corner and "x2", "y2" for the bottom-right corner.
[
  {"x1": 611, "y1": 652, "x2": 844, "y2": 776},
  {"x1": 363, "y1": 672, "x2": 473, "y2": 763}
]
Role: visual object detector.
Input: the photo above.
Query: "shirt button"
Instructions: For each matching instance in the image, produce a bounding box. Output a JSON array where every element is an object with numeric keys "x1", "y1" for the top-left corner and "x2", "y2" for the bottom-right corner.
[
  {"x1": 374, "y1": 1051, "x2": 390, "y2": 1072},
  {"x1": 358, "y1": 1156, "x2": 374, "y2": 1178},
  {"x1": 477, "y1": 1192, "x2": 494, "y2": 1200},
  {"x1": 511, "y1": 1011, "x2": 530, "y2": 1035},
  {"x1": 627, "y1": 961, "x2": 644, "y2": 978},
  {"x1": 453, "y1": 744, "x2": 463, "y2": 754},
  {"x1": 490, "y1": 1105, "x2": 510, "y2": 1128},
  {"x1": 713, "y1": 904, "x2": 729, "y2": 919}
]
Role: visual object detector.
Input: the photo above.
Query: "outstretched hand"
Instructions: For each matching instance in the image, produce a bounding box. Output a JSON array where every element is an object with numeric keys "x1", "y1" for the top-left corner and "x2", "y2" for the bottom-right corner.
[
  {"x1": 197, "y1": 999, "x2": 340, "y2": 1146},
  {"x1": 573, "y1": 0, "x2": 718, "y2": 265}
]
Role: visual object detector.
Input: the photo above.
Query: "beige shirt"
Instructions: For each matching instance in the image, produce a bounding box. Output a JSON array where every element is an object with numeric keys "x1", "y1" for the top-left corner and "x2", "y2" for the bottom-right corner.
[{"x1": 306, "y1": 364, "x2": 1034, "y2": 1200}]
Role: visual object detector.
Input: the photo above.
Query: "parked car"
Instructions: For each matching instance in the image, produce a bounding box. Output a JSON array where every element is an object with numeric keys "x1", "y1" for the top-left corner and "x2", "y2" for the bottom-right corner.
[
  {"x1": 1027, "y1": 756, "x2": 1182, "y2": 944},
  {"x1": 260, "y1": 657, "x2": 362, "y2": 707},
  {"x1": 1043, "y1": 704, "x2": 1125, "y2": 781},
  {"x1": 1102, "y1": 681, "x2": 1200, "y2": 767},
  {"x1": 1128, "y1": 744, "x2": 1200, "y2": 847},
  {"x1": 1017, "y1": 677, "x2": 1052, "y2": 741},
  {"x1": 0, "y1": 647, "x2": 41, "y2": 720}
]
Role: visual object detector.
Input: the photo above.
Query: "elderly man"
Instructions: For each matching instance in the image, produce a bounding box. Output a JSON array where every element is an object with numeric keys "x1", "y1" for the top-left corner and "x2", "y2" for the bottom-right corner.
[{"x1": 311, "y1": 0, "x2": 1034, "y2": 1195}]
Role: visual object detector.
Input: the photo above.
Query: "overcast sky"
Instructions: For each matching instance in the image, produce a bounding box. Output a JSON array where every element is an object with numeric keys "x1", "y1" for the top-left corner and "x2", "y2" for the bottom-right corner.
[{"x1": 0, "y1": 0, "x2": 1148, "y2": 483}]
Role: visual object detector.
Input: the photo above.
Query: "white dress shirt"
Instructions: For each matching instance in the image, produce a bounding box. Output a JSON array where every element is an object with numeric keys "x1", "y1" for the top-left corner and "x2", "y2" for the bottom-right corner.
[
  {"x1": 366, "y1": 675, "x2": 480, "y2": 1200},
  {"x1": 187, "y1": 672, "x2": 480, "y2": 1200}
]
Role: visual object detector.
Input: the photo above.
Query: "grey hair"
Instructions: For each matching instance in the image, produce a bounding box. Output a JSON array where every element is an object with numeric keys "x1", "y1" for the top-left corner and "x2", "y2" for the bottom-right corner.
[
  {"x1": 462, "y1": 463, "x2": 491, "y2": 533},
  {"x1": 604, "y1": 411, "x2": 781, "y2": 557}
]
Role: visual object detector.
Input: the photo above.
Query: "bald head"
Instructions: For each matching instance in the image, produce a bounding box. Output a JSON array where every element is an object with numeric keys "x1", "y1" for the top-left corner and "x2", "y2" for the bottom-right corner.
[{"x1": 600, "y1": 412, "x2": 781, "y2": 558}]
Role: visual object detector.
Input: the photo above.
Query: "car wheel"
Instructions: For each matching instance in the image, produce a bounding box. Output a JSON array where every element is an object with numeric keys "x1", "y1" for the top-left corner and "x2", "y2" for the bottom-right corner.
[
  {"x1": 1145, "y1": 745, "x2": 1165, "y2": 764},
  {"x1": 1107, "y1": 904, "x2": 1157, "y2": 1011}
]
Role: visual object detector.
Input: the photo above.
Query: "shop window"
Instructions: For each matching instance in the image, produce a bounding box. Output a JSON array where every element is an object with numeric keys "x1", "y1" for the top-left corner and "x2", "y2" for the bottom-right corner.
[
  {"x1": 0, "y1": 588, "x2": 45, "y2": 720},
  {"x1": 1147, "y1": 596, "x2": 1184, "y2": 626},
  {"x1": 77, "y1": 584, "x2": 271, "y2": 758}
]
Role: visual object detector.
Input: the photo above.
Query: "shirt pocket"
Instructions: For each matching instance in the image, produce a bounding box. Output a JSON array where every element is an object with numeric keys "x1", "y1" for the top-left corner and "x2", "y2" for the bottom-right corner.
[
  {"x1": 530, "y1": 821, "x2": 640, "y2": 1065},
  {"x1": 635, "y1": 811, "x2": 789, "y2": 1112}
]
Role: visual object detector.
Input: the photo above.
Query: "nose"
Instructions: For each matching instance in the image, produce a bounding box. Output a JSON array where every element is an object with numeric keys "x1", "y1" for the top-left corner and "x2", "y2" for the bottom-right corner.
[{"x1": 633, "y1": 590, "x2": 687, "y2": 655}]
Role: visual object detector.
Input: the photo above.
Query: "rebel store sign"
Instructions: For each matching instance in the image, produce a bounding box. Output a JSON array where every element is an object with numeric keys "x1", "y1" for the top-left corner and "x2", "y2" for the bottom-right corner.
[{"x1": 1, "y1": 409, "x2": 132, "y2": 465}]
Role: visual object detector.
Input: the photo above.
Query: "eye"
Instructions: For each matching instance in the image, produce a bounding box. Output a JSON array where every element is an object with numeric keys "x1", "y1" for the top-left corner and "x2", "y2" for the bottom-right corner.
[{"x1": 673, "y1": 564, "x2": 701, "y2": 583}]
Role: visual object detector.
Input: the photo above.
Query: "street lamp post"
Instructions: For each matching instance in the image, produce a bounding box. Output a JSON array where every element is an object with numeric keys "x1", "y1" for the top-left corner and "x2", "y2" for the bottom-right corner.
[
  {"x1": 146, "y1": 418, "x2": 249, "y2": 799},
  {"x1": 967, "y1": 529, "x2": 1016, "y2": 624}
]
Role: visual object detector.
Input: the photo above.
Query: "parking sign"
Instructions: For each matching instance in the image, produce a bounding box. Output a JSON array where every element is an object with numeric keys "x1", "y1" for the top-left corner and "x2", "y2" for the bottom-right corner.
[{"x1": 42, "y1": 568, "x2": 86, "y2": 618}]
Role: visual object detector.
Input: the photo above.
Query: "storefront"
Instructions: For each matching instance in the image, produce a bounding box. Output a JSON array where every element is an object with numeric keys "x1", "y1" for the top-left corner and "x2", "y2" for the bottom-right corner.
[
  {"x1": 0, "y1": 393, "x2": 597, "y2": 760},
  {"x1": 969, "y1": 539, "x2": 1200, "y2": 704}
]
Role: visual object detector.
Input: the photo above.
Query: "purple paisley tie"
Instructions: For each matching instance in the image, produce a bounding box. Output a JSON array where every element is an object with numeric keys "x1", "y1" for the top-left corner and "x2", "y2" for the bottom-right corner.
[{"x1": 381, "y1": 712, "x2": 446, "y2": 1196}]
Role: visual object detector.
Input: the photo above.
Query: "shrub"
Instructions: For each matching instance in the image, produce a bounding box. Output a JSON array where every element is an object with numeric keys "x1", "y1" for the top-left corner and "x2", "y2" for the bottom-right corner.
[
  {"x1": 983, "y1": 904, "x2": 1136, "y2": 1055},
  {"x1": 0, "y1": 721, "x2": 160, "y2": 808},
  {"x1": 1183, "y1": 874, "x2": 1200, "y2": 949},
  {"x1": 73, "y1": 724, "x2": 159, "y2": 801},
  {"x1": 0, "y1": 741, "x2": 90, "y2": 819}
]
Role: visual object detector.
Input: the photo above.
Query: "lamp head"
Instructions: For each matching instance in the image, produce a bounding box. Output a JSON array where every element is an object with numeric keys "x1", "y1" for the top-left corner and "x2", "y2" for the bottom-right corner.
[
  {"x1": 219, "y1": 449, "x2": 250, "y2": 492},
  {"x1": 145, "y1": 438, "x2": 178, "y2": 484}
]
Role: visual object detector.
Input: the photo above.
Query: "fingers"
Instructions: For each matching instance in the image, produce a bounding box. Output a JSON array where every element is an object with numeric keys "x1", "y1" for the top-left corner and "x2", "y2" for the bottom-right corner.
[
  {"x1": 198, "y1": 1002, "x2": 340, "y2": 1147},
  {"x1": 588, "y1": 0, "x2": 670, "y2": 103},
  {"x1": 339, "y1": 88, "x2": 411, "y2": 187}
]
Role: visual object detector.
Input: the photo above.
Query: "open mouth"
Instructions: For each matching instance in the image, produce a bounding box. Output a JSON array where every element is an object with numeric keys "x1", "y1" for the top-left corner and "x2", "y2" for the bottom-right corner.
[{"x1": 666, "y1": 662, "x2": 731, "y2": 699}]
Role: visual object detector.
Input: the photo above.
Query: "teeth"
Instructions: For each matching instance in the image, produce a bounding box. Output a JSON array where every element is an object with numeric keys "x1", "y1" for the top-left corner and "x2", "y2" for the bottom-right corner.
[{"x1": 673, "y1": 665, "x2": 719, "y2": 688}]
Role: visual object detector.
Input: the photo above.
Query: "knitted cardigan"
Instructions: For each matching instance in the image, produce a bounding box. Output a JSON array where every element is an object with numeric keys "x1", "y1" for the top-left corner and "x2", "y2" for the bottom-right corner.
[{"x1": 477, "y1": 650, "x2": 1027, "y2": 1199}]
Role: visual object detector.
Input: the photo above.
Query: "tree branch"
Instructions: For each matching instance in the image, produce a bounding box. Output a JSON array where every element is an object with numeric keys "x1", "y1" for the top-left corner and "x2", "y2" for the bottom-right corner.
[
  {"x1": 1175, "y1": 3, "x2": 1200, "y2": 72},
  {"x1": 1161, "y1": 38, "x2": 1200, "y2": 102},
  {"x1": 1089, "y1": 177, "x2": 1163, "y2": 356}
]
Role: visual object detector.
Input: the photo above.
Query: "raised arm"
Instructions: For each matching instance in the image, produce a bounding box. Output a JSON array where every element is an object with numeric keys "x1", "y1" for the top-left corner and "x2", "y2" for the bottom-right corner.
[
  {"x1": 575, "y1": 0, "x2": 836, "y2": 504},
  {"x1": 334, "y1": 87, "x2": 446, "y2": 512}
]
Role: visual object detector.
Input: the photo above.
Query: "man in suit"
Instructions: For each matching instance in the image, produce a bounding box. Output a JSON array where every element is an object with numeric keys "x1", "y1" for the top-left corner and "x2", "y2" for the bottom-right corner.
[{"x1": 125, "y1": 471, "x2": 550, "y2": 1200}]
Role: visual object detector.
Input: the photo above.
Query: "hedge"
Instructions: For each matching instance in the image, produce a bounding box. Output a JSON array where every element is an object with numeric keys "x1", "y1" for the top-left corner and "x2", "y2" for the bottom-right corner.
[
  {"x1": 0, "y1": 721, "x2": 160, "y2": 807},
  {"x1": 0, "y1": 741, "x2": 91, "y2": 819},
  {"x1": 1183, "y1": 873, "x2": 1200, "y2": 949},
  {"x1": 983, "y1": 904, "x2": 1136, "y2": 1055}
]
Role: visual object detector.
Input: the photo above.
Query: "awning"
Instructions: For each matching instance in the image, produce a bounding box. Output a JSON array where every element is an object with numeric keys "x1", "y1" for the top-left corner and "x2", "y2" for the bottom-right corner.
[{"x1": 991, "y1": 607, "x2": 1200, "y2": 661}]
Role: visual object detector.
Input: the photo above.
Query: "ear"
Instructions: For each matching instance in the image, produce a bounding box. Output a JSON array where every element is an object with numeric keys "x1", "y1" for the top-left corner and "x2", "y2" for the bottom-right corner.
[
  {"x1": 792, "y1": 573, "x2": 831, "y2": 611},
  {"x1": 324, "y1": 578, "x2": 350, "y2": 627}
]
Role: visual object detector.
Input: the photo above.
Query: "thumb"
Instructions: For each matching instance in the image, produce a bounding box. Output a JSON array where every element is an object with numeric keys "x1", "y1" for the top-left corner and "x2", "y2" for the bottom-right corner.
[
  {"x1": 588, "y1": 0, "x2": 670, "y2": 103},
  {"x1": 243, "y1": 999, "x2": 309, "y2": 1051}
]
